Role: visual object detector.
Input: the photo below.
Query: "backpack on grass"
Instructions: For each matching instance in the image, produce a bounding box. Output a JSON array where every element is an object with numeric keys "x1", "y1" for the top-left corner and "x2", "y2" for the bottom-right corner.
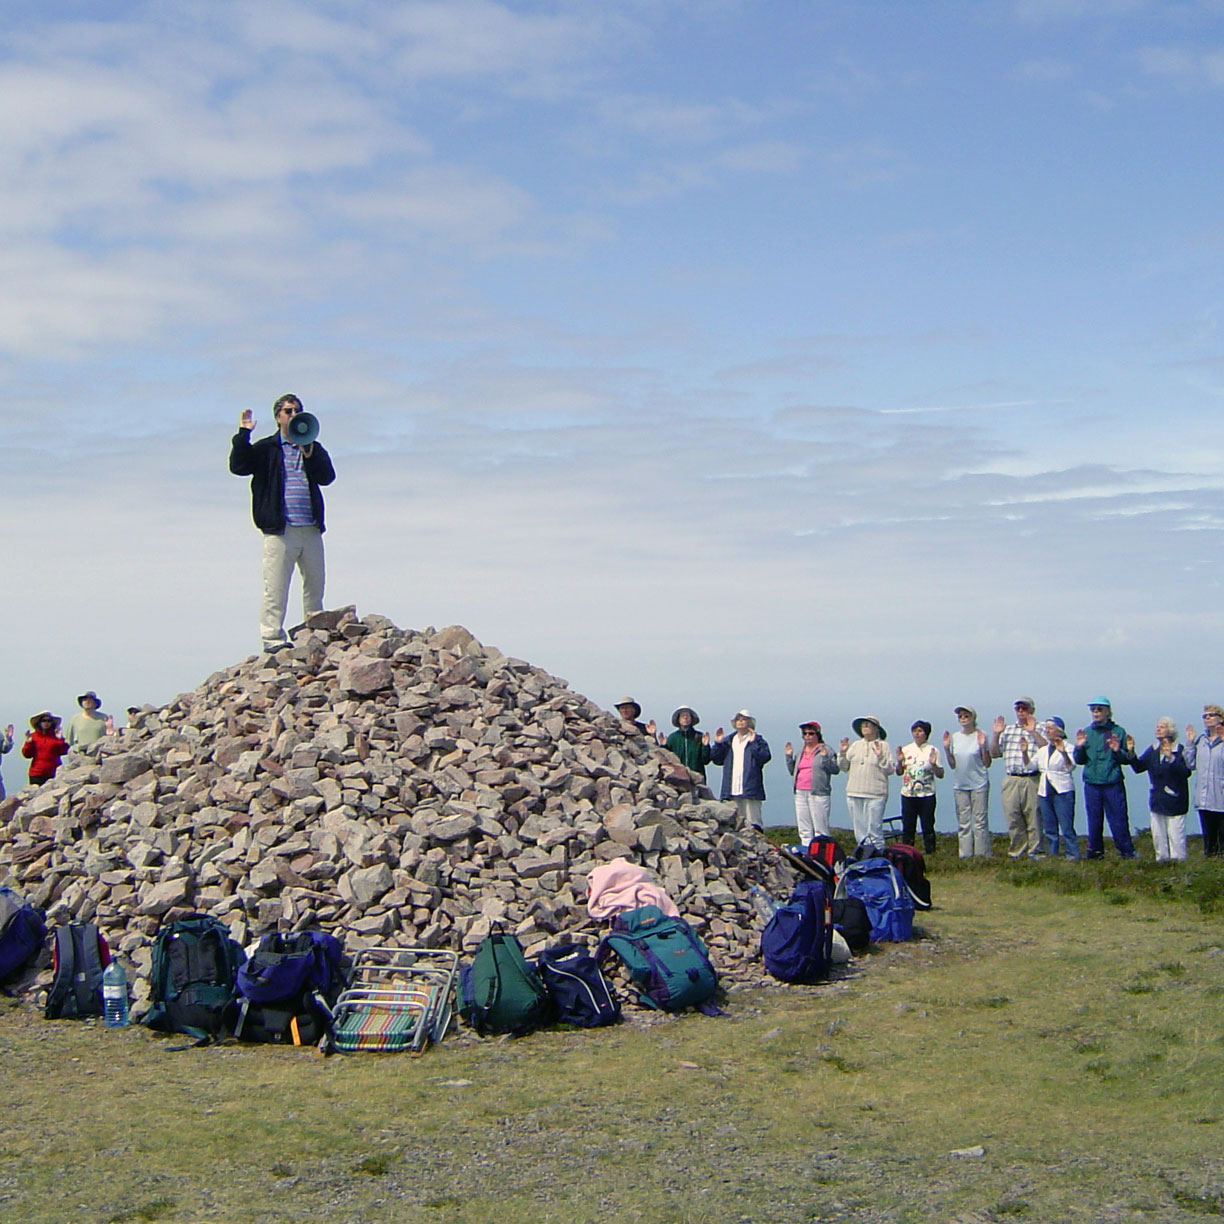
[
  {"x1": 45, "y1": 923, "x2": 110, "y2": 1019},
  {"x1": 597, "y1": 906, "x2": 720, "y2": 1015},
  {"x1": 0, "y1": 886, "x2": 46, "y2": 983},
  {"x1": 535, "y1": 943, "x2": 621, "y2": 1028},
  {"x1": 459, "y1": 929, "x2": 553, "y2": 1036},
  {"x1": 761, "y1": 878, "x2": 833, "y2": 984},
  {"x1": 831, "y1": 896, "x2": 871, "y2": 954},
  {"x1": 836, "y1": 858, "x2": 914, "y2": 943},
  {"x1": 230, "y1": 929, "x2": 345, "y2": 1045},
  {"x1": 882, "y1": 842, "x2": 932, "y2": 910},
  {"x1": 144, "y1": 914, "x2": 246, "y2": 1043}
]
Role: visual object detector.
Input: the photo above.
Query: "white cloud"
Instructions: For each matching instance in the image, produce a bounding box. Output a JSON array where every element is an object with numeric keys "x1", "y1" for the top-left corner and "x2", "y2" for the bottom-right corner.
[{"x1": 1136, "y1": 43, "x2": 1224, "y2": 88}]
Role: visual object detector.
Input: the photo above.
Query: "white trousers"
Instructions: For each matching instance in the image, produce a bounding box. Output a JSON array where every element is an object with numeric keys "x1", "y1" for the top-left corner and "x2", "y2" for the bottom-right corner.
[
  {"x1": 793, "y1": 792, "x2": 832, "y2": 843},
  {"x1": 260, "y1": 526, "x2": 324, "y2": 649},
  {"x1": 1149, "y1": 811, "x2": 1187, "y2": 861},
  {"x1": 846, "y1": 795, "x2": 886, "y2": 848},
  {"x1": 733, "y1": 797, "x2": 763, "y2": 829}
]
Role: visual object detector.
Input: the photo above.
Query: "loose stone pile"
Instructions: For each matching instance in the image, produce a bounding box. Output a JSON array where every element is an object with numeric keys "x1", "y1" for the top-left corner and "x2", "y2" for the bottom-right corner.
[{"x1": 0, "y1": 609, "x2": 793, "y2": 1008}]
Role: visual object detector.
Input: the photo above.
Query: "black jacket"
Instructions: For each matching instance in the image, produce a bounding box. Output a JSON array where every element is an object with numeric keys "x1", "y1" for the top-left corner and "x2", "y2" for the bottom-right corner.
[{"x1": 229, "y1": 431, "x2": 336, "y2": 534}]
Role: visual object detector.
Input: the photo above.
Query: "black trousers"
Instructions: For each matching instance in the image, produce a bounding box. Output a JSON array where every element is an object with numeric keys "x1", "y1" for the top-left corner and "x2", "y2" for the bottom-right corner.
[
  {"x1": 901, "y1": 794, "x2": 937, "y2": 853},
  {"x1": 1200, "y1": 809, "x2": 1224, "y2": 857}
]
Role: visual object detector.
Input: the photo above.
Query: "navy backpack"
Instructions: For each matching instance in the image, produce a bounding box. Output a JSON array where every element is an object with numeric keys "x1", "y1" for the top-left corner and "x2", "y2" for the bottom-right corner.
[
  {"x1": 535, "y1": 943, "x2": 621, "y2": 1028},
  {"x1": 0, "y1": 886, "x2": 46, "y2": 983},
  {"x1": 231, "y1": 929, "x2": 346, "y2": 1045},
  {"x1": 761, "y1": 878, "x2": 833, "y2": 984}
]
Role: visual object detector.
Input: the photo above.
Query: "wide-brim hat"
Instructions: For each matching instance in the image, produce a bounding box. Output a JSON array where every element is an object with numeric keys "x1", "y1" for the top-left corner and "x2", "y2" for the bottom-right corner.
[
  {"x1": 852, "y1": 715, "x2": 886, "y2": 741},
  {"x1": 671, "y1": 706, "x2": 699, "y2": 728},
  {"x1": 732, "y1": 708, "x2": 756, "y2": 730},
  {"x1": 614, "y1": 697, "x2": 642, "y2": 720},
  {"x1": 29, "y1": 711, "x2": 59, "y2": 729},
  {"x1": 77, "y1": 690, "x2": 101, "y2": 707}
]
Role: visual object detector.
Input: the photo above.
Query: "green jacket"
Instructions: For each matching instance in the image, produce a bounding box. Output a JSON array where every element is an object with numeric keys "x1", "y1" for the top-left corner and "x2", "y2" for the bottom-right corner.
[
  {"x1": 1073, "y1": 719, "x2": 1132, "y2": 786},
  {"x1": 665, "y1": 727, "x2": 711, "y2": 780}
]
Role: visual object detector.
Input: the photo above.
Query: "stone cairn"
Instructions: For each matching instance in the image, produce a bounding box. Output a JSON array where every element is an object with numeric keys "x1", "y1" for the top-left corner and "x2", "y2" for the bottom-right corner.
[{"x1": 0, "y1": 608, "x2": 795, "y2": 1010}]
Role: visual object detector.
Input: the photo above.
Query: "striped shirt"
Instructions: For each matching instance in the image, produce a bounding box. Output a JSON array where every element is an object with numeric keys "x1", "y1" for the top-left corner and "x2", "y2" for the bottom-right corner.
[
  {"x1": 997, "y1": 724, "x2": 1041, "y2": 776},
  {"x1": 280, "y1": 436, "x2": 316, "y2": 526}
]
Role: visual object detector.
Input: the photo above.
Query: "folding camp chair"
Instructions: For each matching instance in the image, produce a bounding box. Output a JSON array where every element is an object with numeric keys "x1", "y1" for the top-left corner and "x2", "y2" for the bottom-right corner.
[{"x1": 326, "y1": 946, "x2": 458, "y2": 1054}]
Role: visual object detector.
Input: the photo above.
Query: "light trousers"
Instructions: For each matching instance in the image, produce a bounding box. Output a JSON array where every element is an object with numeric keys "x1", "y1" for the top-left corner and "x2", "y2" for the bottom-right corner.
[
  {"x1": 846, "y1": 795, "x2": 886, "y2": 849},
  {"x1": 793, "y1": 792, "x2": 832, "y2": 844},
  {"x1": 1002, "y1": 773, "x2": 1042, "y2": 856},
  {"x1": 955, "y1": 785, "x2": 992, "y2": 858},
  {"x1": 1150, "y1": 811, "x2": 1187, "y2": 862},
  {"x1": 260, "y1": 525, "x2": 324, "y2": 650},
  {"x1": 733, "y1": 797, "x2": 763, "y2": 829}
]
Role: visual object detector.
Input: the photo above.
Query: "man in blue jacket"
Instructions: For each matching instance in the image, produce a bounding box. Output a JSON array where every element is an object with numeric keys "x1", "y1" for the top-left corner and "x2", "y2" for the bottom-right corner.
[
  {"x1": 229, "y1": 394, "x2": 336, "y2": 654},
  {"x1": 1073, "y1": 696, "x2": 1136, "y2": 859}
]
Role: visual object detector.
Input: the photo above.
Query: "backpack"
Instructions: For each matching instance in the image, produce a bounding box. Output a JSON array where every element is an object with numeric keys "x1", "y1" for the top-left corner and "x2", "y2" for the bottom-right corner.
[
  {"x1": 806, "y1": 835, "x2": 847, "y2": 880},
  {"x1": 761, "y1": 878, "x2": 833, "y2": 984},
  {"x1": 0, "y1": 886, "x2": 46, "y2": 982},
  {"x1": 230, "y1": 929, "x2": 346, "y2": 1045},
  {"x1": 535, "y1": 943, "x2": 621, "y2": 1028},
  {"x1": 849, "y1": 837, "x2": 886, "y2": 863},
  {"x1": 836, "y1": 858, "x2": 914, "y2": 943},
  {"x1": 597, "y1": 906, "x2": 720, "y2": 1014},
  {"x1": 459, "y1": 929, "x2": 553, "y2": 1036},
  {"x1": 882, "y1": 843, "x2": 932, "y2": 910},
  {"x1": 144, "y1": 914, "x2": 246, "y2": 1042},
  {"x1": 45, "y1": 923, "x2": 110, "y2": 1019},
  {"x1": 832, "y1": 896, "x2": 871, "y2": 953}
]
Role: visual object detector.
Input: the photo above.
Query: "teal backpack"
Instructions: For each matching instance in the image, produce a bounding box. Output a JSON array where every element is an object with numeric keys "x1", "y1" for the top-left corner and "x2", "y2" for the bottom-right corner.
[
  {"x1": 144, "y1": 914, "x2": 246, "y2": 1044},
  {"x1": 458, "y1": 929, "x2": 553, "y2": 1036},
  {"x1": 597, "y1": 906, "x2": 721, "y2": 1014}
]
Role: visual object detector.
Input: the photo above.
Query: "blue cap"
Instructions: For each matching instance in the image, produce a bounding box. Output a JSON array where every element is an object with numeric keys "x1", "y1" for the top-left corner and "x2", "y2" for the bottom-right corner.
[
  {"x1": 1048, "y1": 716, "x2": 1066, "y2": 733},
  {"x1": 1087, "y1": 696, "x2": 1111, "y2": 708}
]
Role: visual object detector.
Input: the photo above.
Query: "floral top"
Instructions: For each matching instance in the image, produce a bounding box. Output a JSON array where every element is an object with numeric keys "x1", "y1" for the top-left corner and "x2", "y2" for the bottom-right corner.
[{"x1": 899, "y1": 741, "x2": 938, "y2": 798}]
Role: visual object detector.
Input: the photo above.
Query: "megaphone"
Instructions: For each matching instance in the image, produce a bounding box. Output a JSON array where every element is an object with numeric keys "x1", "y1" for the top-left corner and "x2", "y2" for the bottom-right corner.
[{"x1": 286, "y1": 411, "x2": 320, "y2": 447}]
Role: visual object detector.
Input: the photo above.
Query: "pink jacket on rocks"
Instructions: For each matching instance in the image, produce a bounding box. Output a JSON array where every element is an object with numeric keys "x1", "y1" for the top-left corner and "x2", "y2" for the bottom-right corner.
[{"x1": 585, "y1": 859, "x2": 680, "y2": 920}]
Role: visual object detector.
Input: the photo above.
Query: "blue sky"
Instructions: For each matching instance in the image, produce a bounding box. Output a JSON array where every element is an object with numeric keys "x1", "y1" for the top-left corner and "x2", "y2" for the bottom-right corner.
[{"x1": 2, "y1": 0, "x2": 1222, "y2": 827}]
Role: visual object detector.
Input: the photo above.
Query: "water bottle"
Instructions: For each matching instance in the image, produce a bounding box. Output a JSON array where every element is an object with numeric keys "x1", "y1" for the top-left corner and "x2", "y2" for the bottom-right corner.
[
  {"x1": 748, "y1": 885, "x2": 779, "y2": 921},
  {"x1": 102, "y1": 959, "x2": 129, "y2": 1028}
]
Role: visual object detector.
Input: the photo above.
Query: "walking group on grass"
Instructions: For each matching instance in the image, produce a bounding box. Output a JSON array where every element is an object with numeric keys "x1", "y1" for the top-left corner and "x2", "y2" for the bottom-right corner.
[{"x1": 615, "y1": 695, "x2": 1224, "y2": 864}]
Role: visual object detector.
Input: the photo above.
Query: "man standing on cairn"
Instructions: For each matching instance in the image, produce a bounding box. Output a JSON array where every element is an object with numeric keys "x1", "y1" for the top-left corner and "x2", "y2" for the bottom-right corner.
[{"x1": 229, "y1": 394, "x2": 335, "y2": 654}]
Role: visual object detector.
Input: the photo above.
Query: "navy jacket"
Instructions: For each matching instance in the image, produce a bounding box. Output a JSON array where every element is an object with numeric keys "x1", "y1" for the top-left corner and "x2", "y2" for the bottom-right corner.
[
  {"x1": 709, "y1": 733, "x2": 771, "y2": 801},
  {"x1": 229, "y1": 431, "x2": 335, "y2": 534},
  {"x1": 1131, "y1": 745, "x2": 1191, "y2": 817}
]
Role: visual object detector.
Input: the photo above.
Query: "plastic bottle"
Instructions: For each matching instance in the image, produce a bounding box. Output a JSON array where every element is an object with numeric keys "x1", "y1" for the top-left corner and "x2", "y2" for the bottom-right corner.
[
  {"x1": 748, "y1": 885, "x2": 779, "y2": 921},
  {"x1": 102, "y1": 959, "x2": 129, "y2": 1028}
]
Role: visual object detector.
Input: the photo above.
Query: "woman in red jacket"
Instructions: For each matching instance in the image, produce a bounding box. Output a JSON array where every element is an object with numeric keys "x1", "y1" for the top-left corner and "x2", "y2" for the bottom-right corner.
[{"x1": 22, "y1": 712, "x2": 68, "y2": 785}]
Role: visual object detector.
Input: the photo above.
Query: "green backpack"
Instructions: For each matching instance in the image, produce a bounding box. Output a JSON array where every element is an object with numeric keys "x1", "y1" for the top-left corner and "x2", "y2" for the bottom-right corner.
[
  {"x1": 144, "y1": 914, "x2": 246, "y2": 1044},
  {"x1": 458, "y1": 929, "x2": 553, "y2": 1036}
]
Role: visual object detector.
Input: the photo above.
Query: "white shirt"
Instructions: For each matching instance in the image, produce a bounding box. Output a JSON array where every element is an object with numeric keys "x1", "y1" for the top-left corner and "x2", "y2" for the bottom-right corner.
[{"x1": 1036, "y1": 742, "x2": 1076, "y2": 796}]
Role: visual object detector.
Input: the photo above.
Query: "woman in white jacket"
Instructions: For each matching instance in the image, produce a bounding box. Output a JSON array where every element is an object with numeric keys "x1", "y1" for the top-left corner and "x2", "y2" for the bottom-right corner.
[{"x1": 838, "y1": 716, "x2": 892, "y2": 848}]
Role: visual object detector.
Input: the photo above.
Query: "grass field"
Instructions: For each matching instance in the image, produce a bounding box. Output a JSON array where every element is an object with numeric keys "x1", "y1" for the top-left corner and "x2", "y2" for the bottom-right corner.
[{"x1": 2, "y1": 847, "x2": 1223, "y2": 1223}]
